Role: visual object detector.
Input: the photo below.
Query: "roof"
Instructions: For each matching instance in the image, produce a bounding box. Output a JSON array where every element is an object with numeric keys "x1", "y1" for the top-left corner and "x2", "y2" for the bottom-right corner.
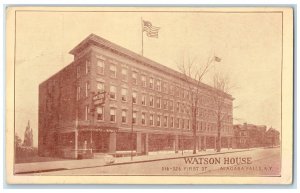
[{"x1": 69, "y1": 33, "x2": 234, "y2": 100}]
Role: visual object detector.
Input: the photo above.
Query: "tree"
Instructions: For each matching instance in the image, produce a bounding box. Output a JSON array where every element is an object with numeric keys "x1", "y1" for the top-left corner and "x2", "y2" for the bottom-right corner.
[
  {"x1": 177, "y1": 54, "x2": 221, "y2": 154},
  {"x1": 23, "y1": 120, "x2": 33, "y2": 147},
  {"x1": 15, "y1": 134, "x2": 22, "y2": 148},
  {"x1": 212, "y1": 73, "x2": 233, "y2": 152}
]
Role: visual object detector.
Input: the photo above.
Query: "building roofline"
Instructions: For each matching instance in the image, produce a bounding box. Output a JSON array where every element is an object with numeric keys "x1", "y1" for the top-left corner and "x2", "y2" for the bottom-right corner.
[{"x1": 69, "y1": 33, "x2": 234, "y2": 100}]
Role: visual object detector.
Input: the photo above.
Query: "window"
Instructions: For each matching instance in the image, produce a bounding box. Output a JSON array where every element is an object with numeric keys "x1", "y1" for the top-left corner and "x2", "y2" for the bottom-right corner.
[
  {"x1": 85, "y1": 60, "x2": 90, "y2": 74},
  {"x1": 85, "y1": 82, "x2": 89, "y2": 97},
  {"x1": 156, "y1": 80, "x2": 161, "y2": 91},
  {"x1": 110, "y1": 108, "x2": 116, "y2": 122},
  {"x1": 170, "y1": 117, "x2": 174, "y2": 128},
  {"x1": 163, "y1": 99, "x2": 168, "y2": 110},
  {"x1": 181, "y1": 119, "x2": 184, "y2": 129},
  {"x1": 141, "y1": 113, "x2": 146, "y2": 125},
  {"x1": 149, "y1": 77, "x2": 154, "y2": 89},
  {"x1": 175, "y1": 87, "x2": 180, "y2": 97},
  {"x1": 132, "y1": 91, "x2": 137, "y2": 104},
  {"x1": 85, "y1": 105, "x2": 89, "y2": 121},
  {"x1": 169, "y1": 85, "x2": 174, "y2": 95},
  {"x1": 185, "y1": 105, "x2": 190, "y2": 114},
  {"x1": 110, "y1": 85, "x2": 116, "y2": 99},
  {"x1": 141, "y1": 75, "x2": 146, "y2": 87},
  {"x1": 175, "y1": 118, "x2": 180, "y2": 129},
  {"x1": 176, "y1": 102, "x2": 180, "y2": 112},
  {"x1": 186, "y1": 120, "x2": 190, "y2": 130},
  {"x1": 97, "y1": 59, "x2": 105, "y2": 74},
  {"x1": 156, "y1": 97, "x2": 161, "y2": 109},
  {"x1": 109, "y1": 65, "x2": 116, "y2": 78},
  {"x1": 77, "y1": 86, "x2": 81, "y2": 100},
  {"x1": 121, "y1": 88, "x2": 128, "y2": 102},
  {"x1": 97, "y1": 82, "x2": 104, "y2": 92},
  {"x1": 149, "y1": 96, "x2": 154, "y2": 107},
  {"x1": 141, "y1": 95, "x2": 146, "y2": 106},
  {"x1": 163, "y1": 116, "x2": 168, "y2": 127},
  {"x1": 132, "y1": 71, "x2": 137, "y2": 85},
  {"x1": 121, "y1": 110, "x2": 127, "y2": 123},
  {"x1": 181, "y1": 103, "x2": 184, "y2": 113},
  {"x1": 162, "y1": 82, "x2": 168, "y2": 93},
  {"x1": 132, "y1": 111, "x2": 137, "y2": 124},
  {"x1": 149, "y1": 114, "x2": 154, "y2": 126},
  {"x1": 76, "y1": 65, "x2": 80, "y2": 78},
  {"x1": 169, "y1": 100, "x2": 173, "y2": 111},
  {"x1": 157, "y1": 115, "x2": 161, "y2": 127},
  {"x1": 121, "y1": 68, "x2": 127, "y2": 81},
  {"x1": 96, "y1": 107, "x2": 104, "y2": 121}
]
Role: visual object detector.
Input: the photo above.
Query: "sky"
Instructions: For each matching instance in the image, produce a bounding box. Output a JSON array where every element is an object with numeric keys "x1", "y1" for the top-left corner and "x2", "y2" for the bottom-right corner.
[{"x1": 14, "y1": 10, "x2": 282, "y2": 146}]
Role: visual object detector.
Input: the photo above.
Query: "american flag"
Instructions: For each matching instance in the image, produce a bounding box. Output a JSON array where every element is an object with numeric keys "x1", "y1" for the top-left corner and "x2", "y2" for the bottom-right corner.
[
  {"x1": 214, "y1": 56, "x2": 222, "y2": 62},
  {"x1": 142, "y1": 20, "x2": 160, "y2": 38}
]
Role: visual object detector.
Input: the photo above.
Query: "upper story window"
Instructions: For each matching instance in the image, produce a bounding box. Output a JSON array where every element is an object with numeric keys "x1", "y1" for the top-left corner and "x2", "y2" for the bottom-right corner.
[
  {"x1": 163, "y1": 116, "x2": 168, "y2": 127},
  {"x1": 149, "y1": 114, "x2": 154, "y2": 126},
  {"x1": 149, "y1": 96, "x2": 154, "y2": 107},
  {"x1": 76, "y1": 65, "x2": 80, "y2": 78},
  {"x1": 97, "y1": 59, "x2": 105, "y2": 74},
  {"x1": 132, "y1": 91, "x2": 137, "y2": 104},
  {"x1": 132, "y1": 71, "x2": 138, "y2": 85},
  {"x1": 163, "y1": 99, "x2": 168, "y2": 110},
  {"x1": 156, "y1": 80, "x2": 161, "y2": 91},
  {"x1": 170, "y1": 117, "x2": 174, "y2": 128},
  {"x1": 162, "y1": 82, "x2": 168, "y2": 93},
  {"x1": 169, "y1": 85, "x2": 174, "y2": 95},
  {"x1": 85, "y1": 105, "x2": 89, "y2": 121},
  {"x1": 121, "y1": 88, "x2": 128, "y2": 102},
  {"x1": 110, "y1": 85, "x2": 116, "y2": 100},
  {"x1": 141, "y1": 75, "x2": 146, "y2": 87},
  {"x1": 77, "y1": 86, "x2": 81, "y2": 101},
  {"x1": 181, "y1": 119, "x2": 184, "y2": 129},
  {"x1": 175, "y1": 87, "x2": 180, "y2": 97},
  {"x1": 121, "y1": 109, "x2": 127, "y2": 123},
  {"x1": 96, "y1": 106, "x2": 104, "y2": 121},
  {"x1": 176, "y1": 102, "x2": 180, "y2": 112},
  {"x1": 149, "y1": 77, "x2": 154, "y2": 89},
  {"x1": 121, "y1": 68, "x2": 127, "y2": 82},
  {"x1": 110, "y1": 108, "x2": 116, "y2": 122},
  {"x1": 175, "y1": 118, "x2": 180, "y2": 129},
  {"x1": 186, "y1": 120, "x2": 190, "y2": 130},
  {"x1": 132, "y1": 111, "x2": 137, "y2": 124},
  {"x1": 97, "y1": 82, "x2": 104, "y2": 92},
  {"x1": 156, "y1": 115, "x2": 161, "y2": 127},
  {"x1": 85, "y1": 60, "x2": 90, "y2": 74},
  {"x1": 85, "y1": 82, "x2": 90, "y2": 97},
  {"x1": 141, "y1": 112, "x2": 146, "y2": 125},
  {"x1": 169, "y1": 100, "x2": 174, "y2": 111},
  {"x1": 156, "y1": 97, "x2": 161, "y2": 109},
  {"x1": 141, "y1": 95, "x2": 146, "y2": 106},
  {"x1": 109, "y1": 65, "x2": 117, "y2": 78}
]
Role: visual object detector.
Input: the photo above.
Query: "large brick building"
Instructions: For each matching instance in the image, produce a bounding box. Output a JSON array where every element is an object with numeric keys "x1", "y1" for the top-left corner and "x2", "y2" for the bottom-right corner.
[{"x1": 38, "y1": 34, "x2": 234, "y2": 159}]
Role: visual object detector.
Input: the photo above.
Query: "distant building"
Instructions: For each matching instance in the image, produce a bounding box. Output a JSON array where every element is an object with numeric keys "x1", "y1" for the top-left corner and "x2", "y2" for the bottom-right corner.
[
  {"x1": 232, "y1": 123, "x2": 280, "y2": 149},
  {"x1": 38, "y1": 34, "x2": 234, "y2": 159},
  {"x1": 265, "y1": 127, "x2": 280, "y2": 147}
]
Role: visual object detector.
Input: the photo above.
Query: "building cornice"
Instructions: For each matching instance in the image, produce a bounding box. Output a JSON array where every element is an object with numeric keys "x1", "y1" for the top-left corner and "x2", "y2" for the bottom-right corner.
[{"x1": 69, "y1": 33, "x2": 234, "y2": 100}]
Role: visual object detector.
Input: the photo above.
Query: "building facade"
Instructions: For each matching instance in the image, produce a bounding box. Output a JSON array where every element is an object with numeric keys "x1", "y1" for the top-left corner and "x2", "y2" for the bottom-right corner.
[{"x1": 38, "y1": 34, "x2": 234, "y2": 159}]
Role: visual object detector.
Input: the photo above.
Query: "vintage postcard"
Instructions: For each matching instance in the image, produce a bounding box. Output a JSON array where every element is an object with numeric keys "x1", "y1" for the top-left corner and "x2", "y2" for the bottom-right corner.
[{"x1": 5, "y1": 6, "x2": 293, "y2": 184}]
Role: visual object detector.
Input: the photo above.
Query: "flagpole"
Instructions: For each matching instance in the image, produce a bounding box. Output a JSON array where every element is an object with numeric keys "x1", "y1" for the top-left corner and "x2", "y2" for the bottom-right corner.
[{"x1": 141, "y1": 17, "x2": 144, "y2": 56}]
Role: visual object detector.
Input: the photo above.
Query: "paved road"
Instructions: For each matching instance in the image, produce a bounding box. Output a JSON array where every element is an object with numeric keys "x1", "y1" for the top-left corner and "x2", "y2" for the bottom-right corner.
[{"x1": 35, "y1": 147, "x2": 280, "y2": 176}]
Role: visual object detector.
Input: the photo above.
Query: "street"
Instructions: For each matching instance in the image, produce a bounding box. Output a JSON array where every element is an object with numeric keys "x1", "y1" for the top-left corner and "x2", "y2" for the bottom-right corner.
[{"x1": 29, "y1": 147, "x2": 280, "y2": 176}]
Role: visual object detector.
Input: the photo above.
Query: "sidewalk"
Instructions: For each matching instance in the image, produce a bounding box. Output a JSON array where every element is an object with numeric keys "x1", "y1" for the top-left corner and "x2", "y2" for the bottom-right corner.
[{"x1": 14, "y1": 148, "x2": 251, "y2": 174}]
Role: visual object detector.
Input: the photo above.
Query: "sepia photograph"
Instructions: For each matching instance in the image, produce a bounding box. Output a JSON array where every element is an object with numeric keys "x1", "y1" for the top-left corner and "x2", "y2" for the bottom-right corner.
[{"x1": 5, "y1": 6, "x2": 293, "y2": 184}]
